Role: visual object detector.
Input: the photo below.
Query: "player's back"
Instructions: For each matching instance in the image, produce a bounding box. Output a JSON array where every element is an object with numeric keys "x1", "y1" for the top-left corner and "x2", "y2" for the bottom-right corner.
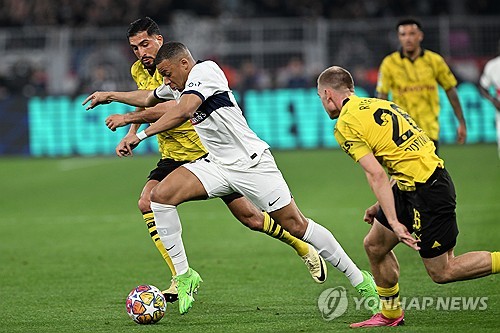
[{"x1": 335, "y1": 95, "x2": 443, "y2": 190}]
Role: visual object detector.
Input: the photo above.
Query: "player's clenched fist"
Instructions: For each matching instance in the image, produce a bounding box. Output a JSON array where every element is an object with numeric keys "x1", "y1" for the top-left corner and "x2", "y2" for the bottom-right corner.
[{"x1": 105, "y1": 114, "x2": 127, "y2": 131}]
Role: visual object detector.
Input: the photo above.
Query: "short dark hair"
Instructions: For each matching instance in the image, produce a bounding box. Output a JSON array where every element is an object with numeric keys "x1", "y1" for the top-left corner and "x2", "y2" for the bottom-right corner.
[
  {"x1": 127, "y1": 17, "x2": 161, "y2": 38},
  {"x1": 396, "y1": 18, "x2": 422, "y2": 31},
  {"x1": 318, "y1": 66, "x2": 354, "y2": 92},
  {"x1": 154, "y1": 41, "x2": 190, "y2": 66}
]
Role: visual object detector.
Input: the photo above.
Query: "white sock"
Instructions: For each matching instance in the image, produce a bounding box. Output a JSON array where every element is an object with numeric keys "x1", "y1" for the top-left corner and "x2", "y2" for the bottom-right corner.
[
  {"x1": 150, "y1": 201, "x2": 189, "y2": 276},
  {"x1": 302, "y1": 218, "x2": 363, "y2": 287}
]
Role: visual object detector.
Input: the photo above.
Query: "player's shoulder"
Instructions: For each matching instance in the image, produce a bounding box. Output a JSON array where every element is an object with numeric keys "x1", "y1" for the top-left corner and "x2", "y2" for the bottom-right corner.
[
  {"x1": 130, "y1": 60, "x2": 144, "y2": 74},
  {"x1": 193, "y1": 59, "x2": 221, "y2": 74},
  {"x1": 383, "y1": 50, "x2": 401, "y2": 62},
  {"x1": 484, "y1": 55, "x2": 500, "y2": 71},
  {"x1": 422, "y1": 49, "x2": 446, "y2": 63}
]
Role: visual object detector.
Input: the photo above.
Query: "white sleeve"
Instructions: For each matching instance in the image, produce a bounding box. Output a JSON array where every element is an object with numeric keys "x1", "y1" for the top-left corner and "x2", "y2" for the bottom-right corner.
[
  {"x1": 479, "y1": 62, "x2": 492, "y2": 89},
  {"x1": 153, "y1": 83, "x2": 180, "y2": 101},
  {"x1": 182, "y1": 62, "x2": 227, "y2": 102}
]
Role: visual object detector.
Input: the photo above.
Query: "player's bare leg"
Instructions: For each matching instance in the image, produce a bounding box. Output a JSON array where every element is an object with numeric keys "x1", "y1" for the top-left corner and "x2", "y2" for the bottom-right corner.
[
  {"x1": 350, "y1": 220, "x2": 404, "y2": 328},
  {"x1": 363, "y1": 220, "x2": 400, "y2": 288},
  {"x1": 225, "y1": 196, "x2": 327, "y2": 283},
  {"x1": 422, "y1": 248, "x2": 497, "y2": 284},
  {"x1": 138, "y1": 179, "x2": 178, "y2": 302}
]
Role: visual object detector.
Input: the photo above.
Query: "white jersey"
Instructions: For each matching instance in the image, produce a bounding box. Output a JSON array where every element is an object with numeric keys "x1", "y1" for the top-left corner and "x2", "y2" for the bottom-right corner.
[
  {"x1": 153, "y1": 83, "x2": 181, "y2": 101},
  {"x1": 480, "y1": 55, "x2": 500, "y2": 98},
  {"x1": 155, "y1": 60, "x2": 269, "y2": 168}
]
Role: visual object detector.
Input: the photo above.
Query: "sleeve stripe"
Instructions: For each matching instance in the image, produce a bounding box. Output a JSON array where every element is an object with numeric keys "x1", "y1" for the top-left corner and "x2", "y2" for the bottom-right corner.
[{"x1": 182, "y1": 90, "x2": 205, "y2": 103}]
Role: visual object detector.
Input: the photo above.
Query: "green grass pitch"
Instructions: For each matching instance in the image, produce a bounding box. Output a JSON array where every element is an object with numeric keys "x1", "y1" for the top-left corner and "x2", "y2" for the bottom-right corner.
[{"x1": 1, "y1": 144, "x2": 498, "y2": 332}]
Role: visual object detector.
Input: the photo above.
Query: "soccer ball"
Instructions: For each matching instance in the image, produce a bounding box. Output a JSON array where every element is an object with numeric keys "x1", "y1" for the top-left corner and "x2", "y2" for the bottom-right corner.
[{"x1": 126, "y1": 284, "x2": 167, "y2": 324}]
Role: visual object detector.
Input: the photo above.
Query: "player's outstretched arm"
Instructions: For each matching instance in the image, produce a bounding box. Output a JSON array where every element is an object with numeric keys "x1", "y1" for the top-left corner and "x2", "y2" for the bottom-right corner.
[
  {"x1": 126, "y1": 94, "x2": 202, "y2": 150},
  {"x1": 105, "y1": 101, "x2": 177, "y2": 131},
  {"x1": 358, "y1": 153, "x2": 420, "y2": 251},
  {"x1": 82, "y1": 90, "x2": 161, "y2": 110}
]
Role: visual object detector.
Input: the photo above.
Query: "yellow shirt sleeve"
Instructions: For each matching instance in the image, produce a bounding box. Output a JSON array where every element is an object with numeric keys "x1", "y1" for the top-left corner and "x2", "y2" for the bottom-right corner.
[
  {"x1": 434, "y1": 54, "x2": 457, "y2": 91},
  {"x1": 335, "y1": 116, "x2": 372, "y2": 162}
]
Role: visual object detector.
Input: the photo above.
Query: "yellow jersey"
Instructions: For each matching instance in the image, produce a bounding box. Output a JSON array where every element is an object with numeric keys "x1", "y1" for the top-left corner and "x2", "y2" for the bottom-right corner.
[
  {"x1": 376, "y1": 49, "x2": 457, "y2": 140},
  {"x1": 130, "y1": 60, "x2": 206, "y2": 161},
  {"x1": 334, "y1": 95, "x2": 444, "y2": 191}
]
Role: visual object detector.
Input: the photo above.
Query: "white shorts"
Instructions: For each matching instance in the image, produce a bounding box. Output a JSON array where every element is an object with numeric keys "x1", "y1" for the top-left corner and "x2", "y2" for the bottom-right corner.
[{"x1": 182, "y1": 150, "x2": 292, "y2": 212}]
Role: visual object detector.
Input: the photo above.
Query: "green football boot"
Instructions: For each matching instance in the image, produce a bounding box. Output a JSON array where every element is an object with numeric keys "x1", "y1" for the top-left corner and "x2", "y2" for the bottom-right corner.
[
  {"x1": 355, "y1": 270, "x2": 380, "y2": 314},
  {"x1": 174, "y1": 268, "x2": 203, "y2": 314}
]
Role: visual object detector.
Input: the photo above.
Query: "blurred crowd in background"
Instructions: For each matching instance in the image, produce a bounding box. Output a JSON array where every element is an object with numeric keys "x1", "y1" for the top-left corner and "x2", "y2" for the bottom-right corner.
[
  {"x1": 0, "y1": 0, "x2": 499, "y2": 100},
  {"x1": 1, "y1": 0, "x2": 499, "y2": 26}
]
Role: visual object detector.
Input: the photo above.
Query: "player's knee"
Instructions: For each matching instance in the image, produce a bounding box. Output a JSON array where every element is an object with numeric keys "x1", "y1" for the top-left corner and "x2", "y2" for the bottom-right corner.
[
  {"x1": 150, "y1": 187, "x2": 172, "y2": 204},
  {"x1": 364, "y1": 235, "x2": 385, "y2": 259},
  {"x1": 137, "y1": 196, "x2": 151, "y2": 213}
]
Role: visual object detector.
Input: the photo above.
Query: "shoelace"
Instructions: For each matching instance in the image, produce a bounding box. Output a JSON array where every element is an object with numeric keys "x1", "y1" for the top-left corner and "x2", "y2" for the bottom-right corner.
[{"x1": 303, "y1": 256, "x2": 319, "y2": 271}]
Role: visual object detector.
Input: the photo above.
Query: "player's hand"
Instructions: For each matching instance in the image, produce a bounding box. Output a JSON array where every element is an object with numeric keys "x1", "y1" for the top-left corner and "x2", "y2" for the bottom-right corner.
[
  {"x1": 363, "y1": 203, "x2": 379, "y2": 225},
  {"x1": 82, "y1": 91, "x2": 112, "y2": 110},
  {"x1": 116, "y1": 137, "x2": 131, "y2": 157},
  {"x1": 456, "y1": 123, "x2": 467, "y2": 144},
  {"x1": 106, "y1": 114, "x2": 127, "y2": 131},
  {"x1": 116, "y1": 133, "x2": 139, "y2": 157},
  {"x1": 391, "y1": 222, "x2": 420, "y2": 251}
]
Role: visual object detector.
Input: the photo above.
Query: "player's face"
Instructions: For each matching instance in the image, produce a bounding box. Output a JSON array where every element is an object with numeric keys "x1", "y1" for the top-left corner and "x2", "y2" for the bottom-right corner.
[
  {"x1": 157, "y1": 58, "x2": 189, "y2": 91},
  {"x1": 398, "y1": 24, "x2": 423, "y2": 54},
  {"x1": 317, "y1": 84, "x2": 340, "y2": 119},
  {"x1": 129, "y1": 31, "x2": 163, "y2": 70}
]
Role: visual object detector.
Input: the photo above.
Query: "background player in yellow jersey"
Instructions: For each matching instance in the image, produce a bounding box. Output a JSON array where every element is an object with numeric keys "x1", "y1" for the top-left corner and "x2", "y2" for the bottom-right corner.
[
  {"x1": 91, "y1": 17, "x2": 328, "y2": 303},
  {"x1": 376, "y1": 18, "x2": 467, "y2": 153},
  {"x1": 317, "y1": 66, "x2": 500, "y2": 328}
]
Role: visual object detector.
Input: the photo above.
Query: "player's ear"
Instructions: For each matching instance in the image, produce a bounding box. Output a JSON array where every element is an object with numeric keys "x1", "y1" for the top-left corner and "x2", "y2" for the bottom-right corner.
[
  {"x1": 419, "y1": 31, "x2": 424, "y2": 42},
  {"x1": 156, "y1": 34, "x2": 164, "y2": 44},
  {"x1": 180, "y1": 58, "x2": 189, "y2": 69}
]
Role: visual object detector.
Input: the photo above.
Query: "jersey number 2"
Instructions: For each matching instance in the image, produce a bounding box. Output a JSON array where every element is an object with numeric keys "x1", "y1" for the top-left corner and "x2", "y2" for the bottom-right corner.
[{"x1": 373, "y1": 104, "x2": 420, "y2": 147}]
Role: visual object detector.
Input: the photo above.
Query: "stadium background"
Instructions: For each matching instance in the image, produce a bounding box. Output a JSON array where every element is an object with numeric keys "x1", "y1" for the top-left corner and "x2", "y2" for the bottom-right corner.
[
  {"x1": 1, "y1": 1, "x2": 499, "y2": 332},
  {"x1": 0, "y1": 0, "x2": 499, "y2": 156}
]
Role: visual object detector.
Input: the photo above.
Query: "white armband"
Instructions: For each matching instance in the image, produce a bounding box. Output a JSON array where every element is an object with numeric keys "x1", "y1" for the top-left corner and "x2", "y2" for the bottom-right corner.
[{"x1": 136, "y1": 130, "x2": 148, "y2": 141}]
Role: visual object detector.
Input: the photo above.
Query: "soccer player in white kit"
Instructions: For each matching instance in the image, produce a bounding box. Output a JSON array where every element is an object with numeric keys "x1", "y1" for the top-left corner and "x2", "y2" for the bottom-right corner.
[
  {"x1": 83, "y1": 41, "x2": 379, "y2": 316},
  {"x1": 479, "y1": 40, "x2": 500, "y2": 158}
]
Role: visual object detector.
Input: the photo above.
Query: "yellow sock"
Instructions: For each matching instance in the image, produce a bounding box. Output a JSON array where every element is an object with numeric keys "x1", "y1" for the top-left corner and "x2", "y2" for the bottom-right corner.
[
  {"x1": 377, "y1": 284, "x2": 403, "y2": 319},
  {"x1": 492, "y1": 252, "x2": 500, "y2": 274},
  {"x1": 143, "y1": 212, "x2": 176, "y2": 276},
  {"x1": 262, "y1": 212, "x2": 309, "y2": 256}
]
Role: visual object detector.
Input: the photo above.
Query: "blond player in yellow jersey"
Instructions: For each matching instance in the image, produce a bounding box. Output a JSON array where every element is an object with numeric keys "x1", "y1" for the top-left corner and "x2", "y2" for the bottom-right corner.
[
  {"x1": 317, "y1": 66, "x2": 500, "y2": 328},
  {"x1": 87, "y1": 17, "x2": 328, "y2": 304},
  {"x1": 376, "y1": 18, "x2": 467, "y2": 153}
]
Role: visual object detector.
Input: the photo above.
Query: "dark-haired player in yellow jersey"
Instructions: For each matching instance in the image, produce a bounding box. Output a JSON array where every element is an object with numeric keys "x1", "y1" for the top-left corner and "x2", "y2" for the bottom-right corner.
[
  {"x1": 92, "y1": 17, "x2": 328, "y2": 303},
  {"x1": 376, "y1": 18, "x2": 467, "y2": 153},
  {"x1": 317, "y1": 66, "x2": 500, "y2": 328}
]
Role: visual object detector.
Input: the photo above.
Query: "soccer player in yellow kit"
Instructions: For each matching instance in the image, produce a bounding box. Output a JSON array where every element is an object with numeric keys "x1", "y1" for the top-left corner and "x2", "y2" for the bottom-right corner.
[
  {"x1": 317, "y1": 66, "x2": 500, "y2": 328},
  {"x1": 376, "y1": 18, "x2": 467, "y2": 153},
  {"x1": 94, "y1": 17, "x2": 328, "y2": 302}
]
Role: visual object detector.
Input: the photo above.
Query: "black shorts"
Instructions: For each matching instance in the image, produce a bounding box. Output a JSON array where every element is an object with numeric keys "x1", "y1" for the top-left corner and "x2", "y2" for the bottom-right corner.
[
  {"x1": 375, "y1": 167, "x2": 459, "y2": 258},
  {"x1": 147, "y1": 158, "x2": 243, "y2": 204}
]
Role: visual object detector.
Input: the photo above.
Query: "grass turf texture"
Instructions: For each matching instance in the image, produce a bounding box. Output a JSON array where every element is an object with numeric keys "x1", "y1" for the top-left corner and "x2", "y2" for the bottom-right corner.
[{"x1": 0, "y1": 144, "x2": 498, "y2": 332}]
